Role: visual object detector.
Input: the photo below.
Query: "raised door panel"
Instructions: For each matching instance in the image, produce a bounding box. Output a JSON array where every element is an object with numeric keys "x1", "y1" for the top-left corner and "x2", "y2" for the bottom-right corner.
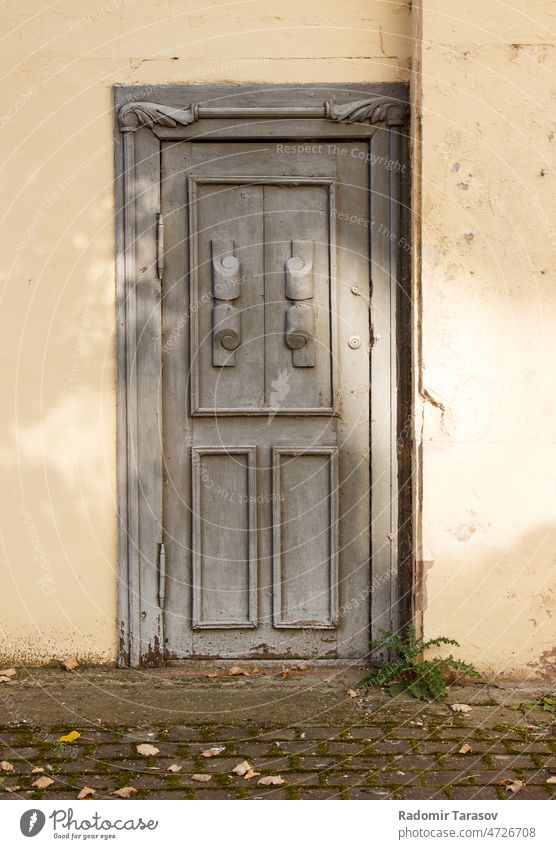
[
  {"x1": 272, "y1": 447, "x2": 338, "y2": 628},
  {"x1": 264, "y1": 183, "x2": 335, "y2": 413},
  {"x1": 190, "y1": 180, "x2": 264, "y2": 413},
  {"x1": 192, "y1": 447, "x2": 257, "y2": 628}
]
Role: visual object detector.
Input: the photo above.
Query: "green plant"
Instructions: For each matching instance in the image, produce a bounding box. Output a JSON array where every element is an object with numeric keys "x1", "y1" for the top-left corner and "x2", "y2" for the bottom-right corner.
[
  {"x1": 512, "y1": 695, "x2": 556, "y2": 713},
  {"x1": 358, "y1": 628, "x2": 480, "y2": 702}
]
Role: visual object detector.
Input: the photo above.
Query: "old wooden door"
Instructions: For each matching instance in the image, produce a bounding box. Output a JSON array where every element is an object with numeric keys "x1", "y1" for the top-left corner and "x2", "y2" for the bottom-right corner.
[{"x1": 115, "y1": 85, "x2": 407, "y2": 665}]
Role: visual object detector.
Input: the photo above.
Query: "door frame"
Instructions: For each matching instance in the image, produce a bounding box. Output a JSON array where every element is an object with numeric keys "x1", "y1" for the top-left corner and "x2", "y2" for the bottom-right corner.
[{"x1": 113, "y1": 83, "x2": 411, "y2": 667}]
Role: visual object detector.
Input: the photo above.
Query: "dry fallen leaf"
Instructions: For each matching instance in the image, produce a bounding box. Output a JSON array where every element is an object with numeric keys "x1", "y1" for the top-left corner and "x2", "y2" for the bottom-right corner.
[
  {"x1": 77, "y1": 786, "x2": 96, "y2": 799},
  {"x1": 500, "y1": 778, "x2": 524, "y2": 793},
  {"x1": 136, "y1": 743, "x2": 160, "y2": 756},
  {"x1": 206, "y1": 672, "x2": 219, "y2": 678},
  {"x1": 0, "y1": 676, "x2": 13, "y2": 684},
  {"x1": 229, "y1": 666, "x2": 250, "y2": 676},
  {"x1": 296, "y1": 664, "x2": 308, "y2": 671},
  {"x1": 201, "y1": 746, "x2": 225, "y2": 758},
  {"x1": 0, "y1": 762, "x2": 14, "y2": 772},
  {"x1": 451, "y1": 704, "x2": 472, "y2": 714},
  {"x1": 249, "y1": 667, "x2": 264, "y2": 677},
  {"x1": 32, "y1": 776, "x2": 54, "y2": 789},
  {"x1": 244, "y1": 769, "x2": 260, "y2": 780},
  {"x1": 31, "y1": 767, "x2": 44, "y2": 774},
  {"x1": 346, "y1": 689, "x2": 357, "y2": 698},
  {"x1": 192, "y1": 774, "x2": 211, "y2": 783},
  {"x1": 4, "y1": 785, "x2": 20, "y2": 793},
  {"x1": 232, "y1": 760, "x2": 252, "y2": 776},
  {"x1": 113, "y1": 786, "x2": 137, "y2": 798},
  {"x1": 61, "y1": 656, "x2": 79, "y2": 672},
  {"x1": 59, "y1": 731, "x2": 81, "y2": 744},
  {"x1": 458, "y1": 743, "x2": 473, "y2": 754},
  {"x1": 167, "y1": 764, "x2": 182, "y2": 773},
  {"x1": 546, "y1": 776, "x2": 556, "y2": 784},
  {"x1": 0, "y1": 668, "x2": 16, "y2": 678},
  {"x1": 257, "y1": 775, "x2": 285, "y2": 786}
]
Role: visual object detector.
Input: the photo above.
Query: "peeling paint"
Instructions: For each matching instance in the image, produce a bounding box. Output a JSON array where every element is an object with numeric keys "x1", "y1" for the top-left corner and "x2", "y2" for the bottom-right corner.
[
  {"x1": 141, "y1": 635, "x2": 164, "y2": 668},
  {"x1": 421, "y1": 388, "x2": 446, "y2": 416},
  {"x1": 534, "y1": 646, "x2": 556, "y2": 679}
]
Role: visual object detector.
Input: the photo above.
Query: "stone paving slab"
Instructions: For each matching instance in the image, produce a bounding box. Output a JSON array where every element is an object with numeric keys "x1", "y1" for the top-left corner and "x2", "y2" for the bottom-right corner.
[{"x1": 0, "y1": 666, "x2": 555, "y2": 800}]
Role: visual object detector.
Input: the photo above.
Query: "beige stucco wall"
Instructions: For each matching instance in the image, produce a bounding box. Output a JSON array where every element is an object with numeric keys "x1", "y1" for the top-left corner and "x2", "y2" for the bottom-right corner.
[
  {"x1": 1, "y1": 0, "x2": 554, "y2": 676},
  {"x1": 414, "y1": 1, "x2": 556, "y2": 677},
  {"x1": 0, "y1": 1, "x2": 410, "y2": 665}
]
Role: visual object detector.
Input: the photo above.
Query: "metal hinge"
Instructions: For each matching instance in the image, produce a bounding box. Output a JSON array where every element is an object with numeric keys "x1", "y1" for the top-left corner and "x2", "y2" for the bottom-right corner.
[
  {"x1": 156, "y1": 213, "x2": 164, "y2": 280},
  {"x1": 157, "y1": 542, "x2": 166, "y2": 608}
]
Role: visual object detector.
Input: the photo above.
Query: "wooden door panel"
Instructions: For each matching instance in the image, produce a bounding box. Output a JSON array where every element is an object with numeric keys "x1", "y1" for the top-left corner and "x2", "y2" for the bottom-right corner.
[
  {"x1": 264, "y1": 184, "x2": 335, "y2": 413},
  {"x1": 191, "y1": 181, "x2": 265, "y2": 413},
  {"x1": 272, "y1": 447, "x2": 338, "y2": 628},
  {"x1": 162, "y1": 139, "x2": 372, "y2": 659},
  {"x1": 192, "y1": 447, "x2": 257, "y2": 628}
]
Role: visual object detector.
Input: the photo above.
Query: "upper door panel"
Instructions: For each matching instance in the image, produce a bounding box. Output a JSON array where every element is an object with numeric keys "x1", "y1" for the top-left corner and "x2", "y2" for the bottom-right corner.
[{"x1": 184, "y1": 144, "x2": 340, "y2": 415}]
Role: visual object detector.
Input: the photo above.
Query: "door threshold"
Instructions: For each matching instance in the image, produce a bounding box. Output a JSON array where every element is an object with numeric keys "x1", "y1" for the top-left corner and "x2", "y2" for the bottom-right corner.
[{"x1": 165, "y1": 658, "x2": 370, "y2": 669}]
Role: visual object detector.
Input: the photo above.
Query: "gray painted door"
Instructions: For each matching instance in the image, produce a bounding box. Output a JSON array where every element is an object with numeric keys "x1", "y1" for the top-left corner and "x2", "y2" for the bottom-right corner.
[{"x1": 161, "y1": 140, "x2": 371, "y2": 659}]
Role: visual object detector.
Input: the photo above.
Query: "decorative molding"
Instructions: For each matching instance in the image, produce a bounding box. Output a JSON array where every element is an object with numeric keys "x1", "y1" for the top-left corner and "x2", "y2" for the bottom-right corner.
[
  {"x1": 285, "y1": 241, "x2": 314, "y2": 301},
  {"x1": 118, "y1": 97, "x2": 407, "y2": 132},
  {"x1": 119, "y1": 101, "x2": 197, "y2": 130},
  {"x1": 285, "y1": 241, "x2": 315, "y2": 368},
  {"x1": 327, "y1": 97, "x2": 406, "y2": 126},
  {"x1": 286, "y1": 303, "x2": 316, "y2": 367},
  {"x1": 211, "y1": 239, "x2": 242, "y2": 367}
]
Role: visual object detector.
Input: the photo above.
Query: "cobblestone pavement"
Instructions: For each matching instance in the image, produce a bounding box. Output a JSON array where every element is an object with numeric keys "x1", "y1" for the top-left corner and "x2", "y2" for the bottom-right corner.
[{"x1": 0, "y1": 667, "x2": 555, "y2": 800}]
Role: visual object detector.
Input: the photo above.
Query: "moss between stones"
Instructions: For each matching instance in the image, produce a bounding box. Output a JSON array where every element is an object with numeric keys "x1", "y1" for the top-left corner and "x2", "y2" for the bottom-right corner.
[
  {"x1": 166, "y1": 773, "x2": 181, "y2": 790},
  {"x1": 199, "y1": 726, "x2": 218, "y2": 743}
]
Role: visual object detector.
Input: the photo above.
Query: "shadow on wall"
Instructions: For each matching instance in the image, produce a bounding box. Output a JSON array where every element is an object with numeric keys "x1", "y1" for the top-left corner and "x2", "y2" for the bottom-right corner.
[{"x1": 0, "y1": 179, "x2": 118, "y2": 664}]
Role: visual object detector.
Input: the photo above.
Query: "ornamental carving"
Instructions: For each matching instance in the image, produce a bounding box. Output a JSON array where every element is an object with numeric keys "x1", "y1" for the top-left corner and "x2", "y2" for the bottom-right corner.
[
  {"x1": 118, "y1": 98, "x2": 406, "y2": 131},
  {"x1": 119, "y1": 101, "x2": 197, "y2": 130},
  {"x1": 327, "y1": 97, "x2": 406, "y2": 126}
]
